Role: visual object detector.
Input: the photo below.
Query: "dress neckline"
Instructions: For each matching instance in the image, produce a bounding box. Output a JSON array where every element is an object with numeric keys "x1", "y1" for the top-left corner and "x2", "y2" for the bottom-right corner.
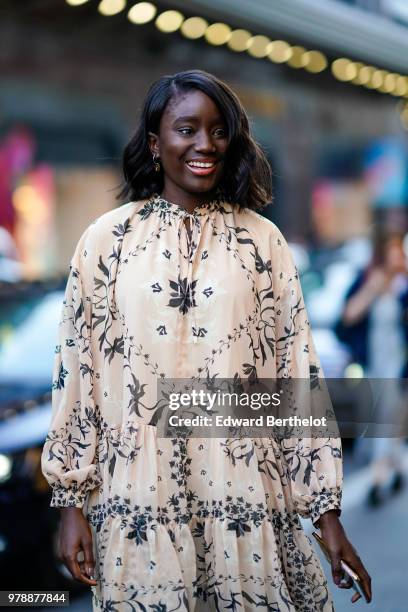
[{"x1": 148, "y1": 193, "x2": 224, "y2": 216}]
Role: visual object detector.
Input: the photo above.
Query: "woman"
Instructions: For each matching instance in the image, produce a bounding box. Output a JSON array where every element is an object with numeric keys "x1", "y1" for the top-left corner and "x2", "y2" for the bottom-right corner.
[
  {"x1": 41, "y1": 70, "x2": 371, "y2": 611},
  {"x1": 340, "y1": 230, "x2": 408, "y2": 506}
]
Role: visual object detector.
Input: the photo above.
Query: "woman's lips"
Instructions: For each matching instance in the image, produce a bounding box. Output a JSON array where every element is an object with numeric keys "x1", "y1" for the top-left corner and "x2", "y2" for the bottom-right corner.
[{"x1": 186, "y1": 161, "x2": 218, "y2": 176}]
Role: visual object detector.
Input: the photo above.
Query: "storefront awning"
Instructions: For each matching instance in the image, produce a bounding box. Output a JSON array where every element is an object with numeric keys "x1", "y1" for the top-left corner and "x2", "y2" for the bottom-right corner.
[{"x1": 163, "y1": 0, "x2": 408, "y2": 72}]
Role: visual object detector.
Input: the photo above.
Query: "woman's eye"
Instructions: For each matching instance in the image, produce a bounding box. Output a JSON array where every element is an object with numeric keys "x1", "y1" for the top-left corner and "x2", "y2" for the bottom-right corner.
[
  {"x1": 177, "y1": 127, "x2": 226, "y2": 137},
  {"x1": 178, "y1": 127, "x2": 193, "y2": 135}
]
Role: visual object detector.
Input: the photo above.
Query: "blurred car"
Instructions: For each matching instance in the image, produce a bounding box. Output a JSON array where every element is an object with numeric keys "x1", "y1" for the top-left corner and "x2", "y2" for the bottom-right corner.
[
  {"x1": 0, "y1": 286, "x2": 86, "y2": 592},
  {"x1": 0, "y1": 291, "x2": 62, "y2": 392},
  {"x1": 0, "y1": 228, "x2": 23, "y2": 283},
  {"x1": 0, "y1": 255, "x2": 23, "y2": 283}
]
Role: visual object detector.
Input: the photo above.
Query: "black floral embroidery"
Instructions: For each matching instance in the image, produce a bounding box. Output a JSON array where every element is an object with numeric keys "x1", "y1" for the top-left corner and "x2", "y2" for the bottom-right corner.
[
  {"x1": 127, "y1": 515, "x2": 149, "y2": 545},
  {"x1": 104, "y1": 335, "x2": 124, "y2": 365},
  {"x1": 52, "y1": 362, "x2": 68, "y2": 390},
  {"x1": 202, "y1": 286, "x2": 213, "y2": 298},
  {"x1": 192, "y1": 326, "x2": 207, "y2": 338},
  {"x1": 167, "y1": 275, "x2": 198, "y2": 314},
  {"x1": 137, "y1": 200, "x2": 156, "y2": 220},
  {"x1": 126, "y1": 374, "x2": 148, "y2": 417},
  {"x1": 112, "y1": 220, "x2": 132, "y2": 239}
]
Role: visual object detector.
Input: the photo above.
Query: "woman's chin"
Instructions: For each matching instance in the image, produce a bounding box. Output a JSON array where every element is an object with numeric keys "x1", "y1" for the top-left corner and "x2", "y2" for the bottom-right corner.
[{"x1": 183, "y1": 177, "x2": 221, "y2": 196}]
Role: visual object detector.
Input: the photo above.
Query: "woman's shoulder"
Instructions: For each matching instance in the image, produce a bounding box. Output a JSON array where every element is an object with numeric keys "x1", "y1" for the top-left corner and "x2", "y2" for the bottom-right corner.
[
  {"x1": 235, "y1": 207, "x2": 298, "y2": 277},
  {"x1": 77, "y1": 200, "x2": 148, "y2": 245},
  {"x1": 89, "y1": 200, "x2": 148, "y2": 234},
  {"x1": 237, "y1": 206, "x2": 289, "y2": 247},
  {"x1": 71, "y1": 200, "x2": 148, "y2": 266}
]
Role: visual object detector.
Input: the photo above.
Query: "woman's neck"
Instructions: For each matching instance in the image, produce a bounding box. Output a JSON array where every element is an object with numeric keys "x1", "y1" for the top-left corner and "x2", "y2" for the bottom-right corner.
[{"x1": 160, "y1": 184, "x2": 215, "y2": 214}]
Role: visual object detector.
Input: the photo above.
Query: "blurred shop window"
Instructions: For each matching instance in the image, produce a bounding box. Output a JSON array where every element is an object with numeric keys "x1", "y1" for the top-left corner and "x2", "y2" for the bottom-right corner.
[
  {"x1": 318, "y1": 145, "x2": 363, "y2": 180},
  {"x1": 54, "y1": 167, "x2": 120, "y2": 273},
  {"x1": 364, "y1": 138, "x2": 408, "y2": 210},
  {"x1": 0, "y1": 127, "x2": 54, "y2": 280},
  {"x1": 13, "y1": 166, "x2": 56, "y2": 280},
  {"x1": 0, "y1": 123, "x2": 121, "y2": 279},
  {"x1": 313, "y1": 139, "x2": 408, "y2": 247},
  {"x1": 311, "y1": 142, "x2": 371, "y2": 247},
  {"x1": 0, "y1": 128, "x2": 34, "y2": 234},
  {"x1": 311, "y1": 180, "x2": 371, "y2": 246},
  {"x1": 0, "y1": 227, "x2": 23, "y2": 283}
]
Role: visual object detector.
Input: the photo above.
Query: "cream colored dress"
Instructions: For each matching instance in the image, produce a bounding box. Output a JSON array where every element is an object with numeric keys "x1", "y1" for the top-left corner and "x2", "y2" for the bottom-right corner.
[{"x1": 41, "y1": 195, "x2": 343, "y2": 611}]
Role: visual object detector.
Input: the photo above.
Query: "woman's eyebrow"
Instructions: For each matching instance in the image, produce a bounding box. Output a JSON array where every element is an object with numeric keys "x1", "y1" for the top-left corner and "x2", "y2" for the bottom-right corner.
[
  {"x1": 172, "y1": 115, "x2": 225, "y2": 125},
  {"x1": 172, "y1": 115, "x2": 198, "y2": 124}
]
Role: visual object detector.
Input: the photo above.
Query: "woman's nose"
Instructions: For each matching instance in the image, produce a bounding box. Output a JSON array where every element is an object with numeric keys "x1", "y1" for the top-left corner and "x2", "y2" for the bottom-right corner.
[{"x1": 195, "y1": 131, "x2": 216, "y2": 152}]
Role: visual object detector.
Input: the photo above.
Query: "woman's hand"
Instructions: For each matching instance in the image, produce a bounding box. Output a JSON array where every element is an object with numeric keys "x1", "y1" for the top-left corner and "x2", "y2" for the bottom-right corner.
[
  {"x1": 317, "y1": 510, "x2": 372, "y2": 604},
  {"x1": 342, "y1": 267, "x2": 387, "y2": 326},
  {"x1": 364, "y1": 267, "x2": 388, "y2": 296},
  {"x1": 58, "y1": 507, "x2": 97, "y2": 586}
]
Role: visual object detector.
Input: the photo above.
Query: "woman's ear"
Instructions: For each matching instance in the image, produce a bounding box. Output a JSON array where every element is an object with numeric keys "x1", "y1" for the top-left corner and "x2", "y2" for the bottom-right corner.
[{"x1": 148, "y1": 132, "x2": 160, "y2": 156}]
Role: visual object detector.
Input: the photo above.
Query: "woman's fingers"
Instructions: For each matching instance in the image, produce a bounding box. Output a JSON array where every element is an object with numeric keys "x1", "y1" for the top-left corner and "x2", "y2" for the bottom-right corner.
[
  {"x1": 62, "y1": 551, "x2": 87, "y2": 584},
  {"x1": 82, "y1": 534, "x2": 97, "y2": 585},
  {"x1": 67, "y1": 555, "x2": 97, "y2": 586},
  {"x1": 339, "y1": 574, "x2": 354, "y2": 589},
  {"x1": 330, "y1": 554, "x2": 344, "y2": 586},
  {"x1": 358, "y1": 569, "x2": 372, "y2": 602},
  {"x1": 351, "y1": 591, "x2": 362, "y2": 603},
  {"x1": 58, "y1": 509, "x2": 97, "y2": 586},
  {"x1": 319, "y1": 516, "x2": 372, "y2": 604},
  {"x1": 345, "y1": 555, "x2": 372, "y2": 602},
  {"x1": 61, "y1": 544, "x2": 97, "y2": 586}
]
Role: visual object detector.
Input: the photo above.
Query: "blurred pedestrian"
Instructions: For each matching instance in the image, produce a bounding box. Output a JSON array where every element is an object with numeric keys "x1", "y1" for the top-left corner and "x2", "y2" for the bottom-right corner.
[
  {"x1": 41, "y1": 70, "x2": 371, "y2": 610},
  {"x1": 340, "y1": 229, "x2": 408, "y2": 506}
]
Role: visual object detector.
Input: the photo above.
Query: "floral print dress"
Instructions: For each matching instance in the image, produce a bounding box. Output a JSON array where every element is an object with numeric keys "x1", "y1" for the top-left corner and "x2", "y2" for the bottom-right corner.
[{"x1": 41, "y1": 195, "x2": 343, "y2": 612}]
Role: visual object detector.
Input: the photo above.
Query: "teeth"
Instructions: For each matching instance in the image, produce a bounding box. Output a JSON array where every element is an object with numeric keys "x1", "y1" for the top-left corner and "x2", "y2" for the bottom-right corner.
[{"x1": 188, "y1": 161, "x2": 215, "y2": 168}]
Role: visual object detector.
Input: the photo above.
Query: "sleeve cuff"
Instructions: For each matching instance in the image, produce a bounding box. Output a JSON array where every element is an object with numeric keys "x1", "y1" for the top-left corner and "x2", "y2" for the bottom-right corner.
[
  {"x1": 309, "y1": 487, "x2": 342, "y2": 526},
  {"x1": 50, "y1": 476, "x2": 101, "y2": 508}
]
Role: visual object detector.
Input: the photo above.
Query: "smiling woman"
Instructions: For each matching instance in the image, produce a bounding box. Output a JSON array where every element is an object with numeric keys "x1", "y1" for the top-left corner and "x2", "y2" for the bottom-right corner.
[
  {"x1": 148, "y1": 89, "x2": 229, "y2": 203},
  {"x1": 118, "y1": 69, "x2": 272, "y2": 213},
  {"x1": 41, "y1": 70, "x2": 371, "y2": 612}
]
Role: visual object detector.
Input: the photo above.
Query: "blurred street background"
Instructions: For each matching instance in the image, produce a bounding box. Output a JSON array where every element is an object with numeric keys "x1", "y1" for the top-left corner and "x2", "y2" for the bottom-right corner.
[{"x1": 0, "y1": 0, "x2": 407, "y2": 609}]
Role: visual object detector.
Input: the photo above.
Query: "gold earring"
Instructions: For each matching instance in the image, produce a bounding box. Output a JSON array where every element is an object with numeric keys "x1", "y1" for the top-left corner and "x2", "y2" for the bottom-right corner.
[{"x1": 152, "y1": 154, "x2": 161, "y2": 172}]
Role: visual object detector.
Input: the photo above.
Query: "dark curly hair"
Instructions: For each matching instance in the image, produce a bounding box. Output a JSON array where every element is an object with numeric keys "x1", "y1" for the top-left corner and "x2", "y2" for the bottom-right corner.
[{"x1": 118, "y1": 69, "x2": 272, "y2": 211}]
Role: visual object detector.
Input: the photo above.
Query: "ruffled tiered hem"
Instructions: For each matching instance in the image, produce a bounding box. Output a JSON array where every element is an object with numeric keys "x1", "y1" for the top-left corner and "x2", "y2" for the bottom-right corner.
[{"x1": 87, "y1": 502, "x2": 334, "y2": 612}]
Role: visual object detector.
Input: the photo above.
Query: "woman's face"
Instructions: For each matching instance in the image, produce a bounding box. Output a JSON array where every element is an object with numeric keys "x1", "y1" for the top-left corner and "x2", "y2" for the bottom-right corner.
[{"x1": 149, "y1": 89, "x2": 229, "y2": 200}]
